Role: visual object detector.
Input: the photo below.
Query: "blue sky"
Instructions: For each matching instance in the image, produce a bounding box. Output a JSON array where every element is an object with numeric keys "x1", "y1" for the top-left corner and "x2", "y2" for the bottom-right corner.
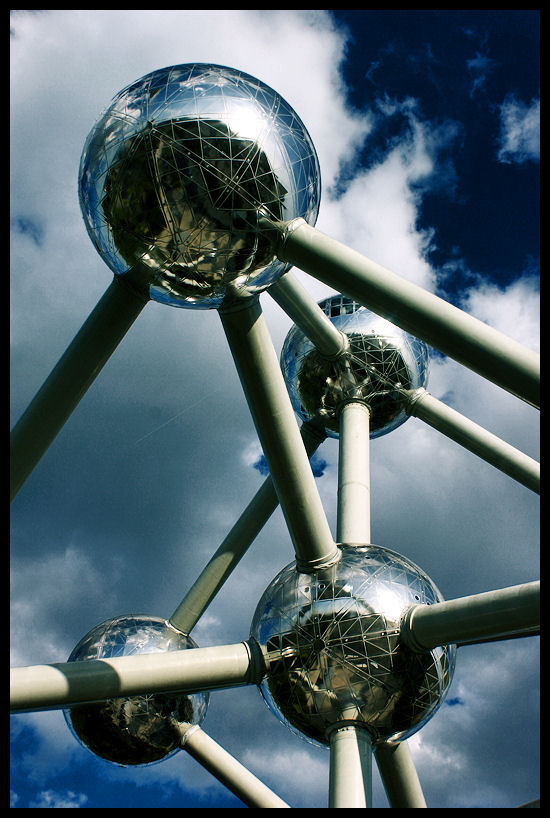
[{"x1": 10, "y1": 10, "x2": 539, "y2": 809}]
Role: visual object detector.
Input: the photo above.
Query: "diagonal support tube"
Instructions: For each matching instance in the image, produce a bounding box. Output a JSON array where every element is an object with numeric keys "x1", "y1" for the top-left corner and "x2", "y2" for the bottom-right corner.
[
  {"x1": 219, "y1": 297, "x2": 339, "y2": 572},
  {"x1": 400, "y1": 580, "x2": 540, "y2": 651},
  {"x1": 268, "y1": 272, "x2": 348, "y2": 359},
  {"x1": 405, "y1": 388, "x2": 539, "y2": 493},
  {"x1": 10, "y1": 640, "x2": 265, "y2": 713},
  {"x1": 179, "y1": 724, "x2": 290, "y2": 808},
  {"x1": 263, "y1": 218, "x2": 540, "y2": 409},
  {"x1": 169, "y1": 420, "x2": 327, "y2": 634},
  {"x1": 374, "y1": 741, "x2": 427, "y2": 808},
  {"x1": 10, "y1": 276, "x2": 149, "y2": 501}
]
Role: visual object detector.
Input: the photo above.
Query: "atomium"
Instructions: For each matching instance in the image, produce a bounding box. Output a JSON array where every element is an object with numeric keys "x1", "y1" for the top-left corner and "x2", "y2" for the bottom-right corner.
[
  {"x1": 79, "y1": 63, "x2": 320, "y2": 309},
  {"x1": 64, "y1": 615, "x2": 209, "y2": 766},
  {"x1": 9, "y1": 57, "x2": 539, "y2": 809},
  {"x1": 281, "y1": 294, "x2": 430, "y2": 438},
  {"x1": 250, "y1": 545, "x2": 455, "y2": 747}
]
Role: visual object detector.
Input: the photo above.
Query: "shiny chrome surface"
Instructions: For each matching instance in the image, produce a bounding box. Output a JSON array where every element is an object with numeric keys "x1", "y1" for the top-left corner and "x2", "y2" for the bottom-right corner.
[
  {"x1": 250, "y1": 545, "x2": 455, "y2": 747},
  {"x1": 79, "y1": 64, "x2": 320, "y2": 308},
  {"x1": 64, "y1": 615, "x2": 209, "y2": 766},
  {"x1": 281, "y1": 294, "x2": 429, "y2": 438}
]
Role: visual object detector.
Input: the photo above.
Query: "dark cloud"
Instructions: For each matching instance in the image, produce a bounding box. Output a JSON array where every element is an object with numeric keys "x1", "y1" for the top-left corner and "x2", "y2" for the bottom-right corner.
[{"x1": 11, "y1": 216, "x2": 44, "y2": 246}]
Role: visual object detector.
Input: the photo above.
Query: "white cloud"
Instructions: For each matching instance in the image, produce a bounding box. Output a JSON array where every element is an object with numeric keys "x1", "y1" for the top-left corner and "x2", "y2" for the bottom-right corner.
[
  {"x1": 240, "y1": 745, "x2": 329, "y2": 806},
  {"x1": 411, "y1": 639, "x2": 540, "y2": 807},
  {"x1": 460, "y1": 272, "x2": 540, "y2": 353},
  {"x1": 497, "y1": 95, "x2": 540, "y2": 164},
  {"x1": 318, "y1": 99, "x2": 459, "y2": 293},
  {"x1": 241, "y1": 438, "x2": 265, "y2": 470},
  {"x1": 29, "y1": 789, "x2": 88, "y2": 808},
  {"x1": 10, "y1": 545, "x2": 121, "y2": 665}
]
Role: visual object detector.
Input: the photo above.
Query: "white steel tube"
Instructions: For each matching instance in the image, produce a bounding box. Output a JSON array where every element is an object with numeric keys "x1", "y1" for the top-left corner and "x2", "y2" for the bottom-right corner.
[
  {"x1": 374, "y1": 741, "x2": 427, "y2": 808},
  {"x1": 406, "y1": 388, "x2": 539, "y2": 494},
  {"x1": 266, "y1": 218, "x2": 540, "y2": 409},
  {"x1": 328, "y1": 725, "x2": 373, "y2": 808},
  {"x1": 169, "y1": 421, "x2": 326, "y2": 634},
  {"x1": 337, "y1": 402, "x2": 371, "y2": 545},
  {"x1": 10, "y1": 640, "x2": 264, "y2": 713},
  {"x1": 10, "y1": 276, "x2": 149, "y2": 501},
  {"x1": 179, "y1": 724, "x2": 290, "y2": 808},
  {"x1": 268, "y1": 272, "x2": 348, "y2": 359},
  {"x1": 170, "y1": 477, "x2": 280, "y2": 634},
  {"x1": 400, "y1": 580, "x2": 540, "y2": 652},
  {"x1": 219, "y1": 297, "x2": 339, "y2": 572}
]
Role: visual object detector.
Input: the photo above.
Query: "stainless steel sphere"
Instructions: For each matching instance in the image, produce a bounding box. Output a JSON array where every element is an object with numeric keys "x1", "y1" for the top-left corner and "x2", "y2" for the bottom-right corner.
[
  {"x1": 250, "y1": 545, "x2": 455, "y2": 747},
  {"x1": 79, "y1": 63, "x2": 320, "y2": 309},
  {"x1": 64, "y1": 615, "x2": 209, "y2": 766},
  {"x1": 280, "y1": 295, "x2": 429, "y2": 438}
]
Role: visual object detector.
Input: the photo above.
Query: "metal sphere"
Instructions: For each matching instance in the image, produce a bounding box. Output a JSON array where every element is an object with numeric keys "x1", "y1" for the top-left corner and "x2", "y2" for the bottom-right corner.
[
  {"x1": 250, "y1": 545, "x2": 455, "y2": 747},
  {"x1": 281, "y1": 295, "x2": 429, "y2": 438},
  {"x1": 64, "y1": 615, "x2": 209, "y2": 766},
  {"x1": 79, "y1": 63, "x2": 320, "y2": 309}
]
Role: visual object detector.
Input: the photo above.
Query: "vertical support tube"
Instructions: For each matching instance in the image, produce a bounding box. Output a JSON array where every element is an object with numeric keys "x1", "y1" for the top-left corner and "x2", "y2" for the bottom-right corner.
[
  {"x1": 10, "y1": 277, "x2": 148, "y2": 501},
  {"x1": 178, "y1": 724, "x2": 290, "y2": 808},
  {"x1": 328, "y1": 725, "x2": 373, "y2": 808},
  {"x1": 337, "y1": 401, "x2": 371, "y2": 544},
  {"x1": 335, "y1": 399, "x2": 428, "y2": 809},
  {"x1": 374, "y1": 741, "x2": 427, "y2": 808},
  {"x1": 219, "y1": 298, "x2": 339, "y2": 572}
]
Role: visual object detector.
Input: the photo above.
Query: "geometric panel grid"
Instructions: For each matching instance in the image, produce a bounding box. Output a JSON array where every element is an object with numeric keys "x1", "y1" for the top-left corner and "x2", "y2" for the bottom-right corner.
[{"x1": 250, "y1": 545, "x2": 456, "y2": 746}]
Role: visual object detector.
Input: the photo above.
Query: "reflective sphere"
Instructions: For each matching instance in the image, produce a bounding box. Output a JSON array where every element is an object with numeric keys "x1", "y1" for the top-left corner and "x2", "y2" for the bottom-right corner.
[
  {"x1": 281, "y1": 295, "x2": 429, "y2": 438},
  {"x1": 79, "y1": 63, "x2": 320, "y2": 308},
  {"x1": 64, "y1": 615, "x2": 209, "y2": 766},
  {"x1": 250, "y1": 545, "x2": 455, "y2": 747}
]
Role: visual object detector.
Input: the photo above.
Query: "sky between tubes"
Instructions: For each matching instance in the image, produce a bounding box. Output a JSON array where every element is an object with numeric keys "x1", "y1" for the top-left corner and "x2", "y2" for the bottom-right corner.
[{"x1": 10, "y1": 9, "x2": 539, "y2": 809}]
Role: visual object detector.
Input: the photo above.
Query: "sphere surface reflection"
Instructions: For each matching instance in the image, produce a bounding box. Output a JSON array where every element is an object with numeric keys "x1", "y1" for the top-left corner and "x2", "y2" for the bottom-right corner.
[
  {"x1": 250, "y1": 545, "x2": 455, "y2": 747},
  {"x1": 79, "y1": 63, "x2": 320, "y2": 308},
  {"x1": 281, "y1": 294, "x2": 429, "y2": 438},
  {"x1": 64, "y1": 615, "x2": 209, "y2": 766}
]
